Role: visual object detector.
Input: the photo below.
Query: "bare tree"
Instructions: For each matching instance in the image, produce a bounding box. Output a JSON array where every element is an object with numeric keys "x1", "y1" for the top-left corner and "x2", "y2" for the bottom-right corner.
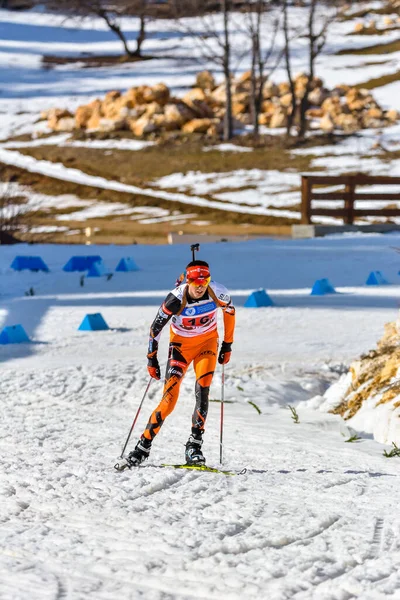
[
  {"x1": 283, "y1": 0, "x2": 346, "y2": 139},
  {"x1": 297, "y1": 0, "x2": 345, "y2": 139},
  {"x1": 244, "y1": 0, "x2": 283, "y2": 138},
  {"x1": 39, "y1": 0, "x2": 155, "y2": 57},
  {"x1": 171, "y1": 0, "x2": 241, "y2": 141},
  {"x1": 282, "y1": 0, "x2": 297, "y2": 137}
]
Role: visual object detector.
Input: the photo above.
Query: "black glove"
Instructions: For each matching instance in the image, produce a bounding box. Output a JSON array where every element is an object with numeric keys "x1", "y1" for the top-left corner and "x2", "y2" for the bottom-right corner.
[
  {"x1": 218, "y1": 341, "x2": 232, "y2": 365},
  {"x1": 147, "y1": 354, "x2": 161, "y2": 380}
]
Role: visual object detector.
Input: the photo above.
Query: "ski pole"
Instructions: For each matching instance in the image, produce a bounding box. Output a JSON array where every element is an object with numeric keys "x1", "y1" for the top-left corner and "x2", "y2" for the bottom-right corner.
[
  {"x1": 219, "y1": 364, "x2": 225, "y2": 464},
  {"x1": 119, "y1": 377, "x2": 152, "y2": 459}
]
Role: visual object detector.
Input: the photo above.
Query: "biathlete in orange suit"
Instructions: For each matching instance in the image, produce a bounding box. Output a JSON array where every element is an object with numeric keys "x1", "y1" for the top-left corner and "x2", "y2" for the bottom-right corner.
[{"x1": 127, "y1": 259, "x2": 236, "y2": 466}]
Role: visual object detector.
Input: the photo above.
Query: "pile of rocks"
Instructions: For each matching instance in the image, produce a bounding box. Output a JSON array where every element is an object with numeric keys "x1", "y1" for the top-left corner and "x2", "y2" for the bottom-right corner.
[{"x1": 43, "y1": 70, "x2": 399, "y2": 138}]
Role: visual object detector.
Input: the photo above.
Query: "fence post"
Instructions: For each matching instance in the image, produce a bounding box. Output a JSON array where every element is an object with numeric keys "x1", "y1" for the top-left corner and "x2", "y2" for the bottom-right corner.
[
  {"x1": 344, "y1": 176, "x2": 355, "y2": 224},
  {"x1": 301, "y1": 176, "x2": 312, "y2": 224}
]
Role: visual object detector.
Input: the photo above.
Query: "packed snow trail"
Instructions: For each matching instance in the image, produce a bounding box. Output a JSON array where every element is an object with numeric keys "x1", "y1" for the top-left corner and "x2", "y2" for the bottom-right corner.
[{"x1": 1, "y1": 360, "x2": 400, "y2": 599}]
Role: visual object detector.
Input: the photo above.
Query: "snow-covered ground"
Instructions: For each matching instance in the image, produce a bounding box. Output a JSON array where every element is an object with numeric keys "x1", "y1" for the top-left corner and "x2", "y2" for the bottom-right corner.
[{"x1": 2, "y1": 235, "x2": 400, "y2": 598}]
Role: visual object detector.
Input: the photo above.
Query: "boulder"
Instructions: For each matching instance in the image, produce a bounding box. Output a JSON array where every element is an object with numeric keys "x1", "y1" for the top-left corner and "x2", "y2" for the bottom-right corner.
[
  {"x1": 334, "y1": 113, "x2": 359, "y2": 132},
  {"x1": 182, "y1": 118, "x2": 216, "y2": 134},
  {"x1": 128, "y1": 116, "x2": 157, "y2": 136},
  {"x1": 385, "y1": 109, "x2": 399, "y2": 122},
  {"x1": 164, "y1": 102, "x2": 196, "y2": 125},
  {"x1": 270, "y1": 108, "x2": 287, "y2": 128},
  {"x1": 47, "y1": 108, "x2": 73, "y2": 130},
  {"x1": 278, "y1": 81, "x2": 291, "y2": 96},
  {"x1": 210, "y1": 84, "x2": 227, "y2": 106},
  {"x1": 98, "y1": 118, "x2": 126, "y2": 132},
  {"x1": 308, "y1": 87, "x2": 329, "y2": 106},
  {"x1": 321, "y1": 96, "x2": 342, "y2": 117},
  {"x1": 279, "y1": 93, "x2": 293, "y2": 108},
  {"x1": 53, "y1": 117, "x2": 76, "y2": 132},
  {"x1": 144, "y1": 102, "x2": 163, "y2": 118},
  {"x1": 196, "y1": 70, "x2": 215, "y2": 91},
  {"x1": 319, "y1": 113, "x2": 335, "y2": 133},
  {"x1": 262, "y1": 81, "x2": 279, "y2": 99},
  {"x1": 75, "y1": 105, "x2": 94, "y2": 128},
  {"x1": 144, "y1": 83, "x2": 170, "y2": 106},
  {"x1": 86, "y1": 101, "x2": 103, "y2": 130}
]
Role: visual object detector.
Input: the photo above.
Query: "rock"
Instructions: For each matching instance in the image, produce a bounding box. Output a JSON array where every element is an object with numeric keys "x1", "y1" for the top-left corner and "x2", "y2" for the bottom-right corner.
[
  {"x1": 196, "y1": 70, "x2": 215, "y2": 91},
  {"x1": 47, "y1": 109, "x2": 74, "y2": 130},
  {"x1": 86, "y1": 101, "x2": 103, "y2": 130},
  {"x1": 334, "y1": 113, "x2": 359, "y2": 132},
  {"x1": 385, "y1": 109, "x2": 399, "y2": 122},
  {"x1": 366, "y1": 107, "x2": 384, "y2": 120},
  {"x1": 75, "y1": 105, "x2": 94, "y2": 128},
  {"x1": 319, "y1": 113, "x2": 335, "y2": 133},
  {"x1": 278, "y1": 82, "x2": 291, "y2": 96},
  {"x1": 308, "y1": 87, "x2": 329, "y2": 106},
  {"x1": 321, "y1": 96, "x2": 342, "y2": 117},
  {"x1": 210, "y1": 84, "x2": 227, "y2": 106},
  {"x1": 383, "y1": 16, "x2": 396, "y2": 26},
  {"x1": 306, "y1": 108, "x2": 324, "y2": 119},
  {"x1": 144, "y1": 83, "x2": 170, "y2": 106},
  {"x1": 53, "y1": 117, "x2": 76, "y2": 132},
  {"x1": 152, "y1": 114, "x2": 180, "y2": 131},
  {"x1": 164, "y1": 102, "x2": 196, "y2": 126},
  {"x1": 262, "y1": 81, "x2": 279, "y2": 99},
  {"x1": 207, "y1": 123, "x2": 219, "y2": 137},
  {"x1": 144, "y1": 102, "x2": 163, "y2": 118},
  {"x1": 234, "y1": 70, "x2": 252, "y2": 93},
  {"x1": 269, "y1": 108, "x2": 287, "y2": 128},
  {"x1": 98, "y1": 118, "x2": 126, "y2": 132},
  {"x1": 182, "y1": 118, "x2": 216, "y2": 134},
  {"x1": 353, "y1": 22, "x2": 364, "y2": 33},
  {"x1": 232, "y1": 101, "x2": 248, "y2": 116},
  {"x1": 279, "y1": 93, "x2": 293, "y2": 108},
  {"x1": 258, "y1": 113, "x2": 271, "y2": 126},
  {"x1": 128, "y1": 116, "x2": 157, "y2": 136},
  {"x1": 182, "y1": 89, "x2": 215, "y2": 118}
]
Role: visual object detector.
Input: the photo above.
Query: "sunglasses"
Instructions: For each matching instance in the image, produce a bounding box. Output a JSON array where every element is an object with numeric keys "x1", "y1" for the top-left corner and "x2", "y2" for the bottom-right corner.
[{"x1": 188, "y1": 276, "x2": 211, "y2": 287}]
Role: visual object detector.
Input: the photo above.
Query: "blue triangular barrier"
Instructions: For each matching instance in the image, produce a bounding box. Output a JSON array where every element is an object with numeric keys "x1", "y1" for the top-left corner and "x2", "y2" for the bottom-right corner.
[
  {"x1": 311, "y1": 278, "x2": 336, "y2": 296},
  {"x1": 0, "y1": 324, "x2": 30, "y2": 344},
  {"x1": 244, "y1": 289, "x2": 274, "y2": 307},
  {"x1": 63, "y1": 256, "x2": 102, "y2": 272},
  {"x1": 366, "y1": 271, "x2": 389, "y2": 285},
  {"x1": 86, "y1": 260, "x2": 110, "y2": 278},
  {"x1": 78, "y1": 313, "x2": 109, "y2": 331},
  {"x1": 10, "y1": 256, "x2": 49, "y2": 272},
  {"x1": 115, "y1": 258, "x2": 140, "y2": 272}
]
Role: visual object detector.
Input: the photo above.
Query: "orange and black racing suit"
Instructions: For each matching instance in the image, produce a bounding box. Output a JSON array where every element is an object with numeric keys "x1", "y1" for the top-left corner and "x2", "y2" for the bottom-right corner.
[{"x1": 142, "y1": 280, "x2": 235, "y2": 442}]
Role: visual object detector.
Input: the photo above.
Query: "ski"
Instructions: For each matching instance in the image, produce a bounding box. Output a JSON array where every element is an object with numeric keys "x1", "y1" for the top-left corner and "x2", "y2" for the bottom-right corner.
[
  {"x1": 161, "y1": 463, "x2": 242, "y2": 476},
  {"x1": 114, "y1": 458, "x2": 245, "y2": 475}
]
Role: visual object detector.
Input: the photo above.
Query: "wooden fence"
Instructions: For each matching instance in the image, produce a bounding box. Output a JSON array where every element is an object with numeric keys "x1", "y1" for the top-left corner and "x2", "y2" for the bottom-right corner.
[{"x1": 301, "y1": 174, "x2": 400, "y2": 225}]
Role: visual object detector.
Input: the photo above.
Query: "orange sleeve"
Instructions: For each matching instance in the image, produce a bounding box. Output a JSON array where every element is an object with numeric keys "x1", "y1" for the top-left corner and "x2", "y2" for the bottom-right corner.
[{"x1": 222, "y1": 304, "x2": 235, "y2": 344}]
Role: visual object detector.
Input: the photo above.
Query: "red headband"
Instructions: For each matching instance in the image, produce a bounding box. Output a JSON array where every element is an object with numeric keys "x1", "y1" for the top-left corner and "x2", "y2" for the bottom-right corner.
[{"x1": 186, "y1": 265, "x2": 210, "y2": 282}]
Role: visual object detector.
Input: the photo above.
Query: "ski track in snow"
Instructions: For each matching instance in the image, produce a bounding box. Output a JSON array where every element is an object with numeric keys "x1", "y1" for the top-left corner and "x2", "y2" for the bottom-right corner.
[{"x1": 1, "y1": 362, "x2": 400, "y2": 600}]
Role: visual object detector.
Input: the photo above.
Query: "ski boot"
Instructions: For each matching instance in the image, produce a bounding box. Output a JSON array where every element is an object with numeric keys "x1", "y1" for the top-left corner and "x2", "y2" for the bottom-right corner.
[
  {"x1": 127, "y1": 438, "x2": 152, "y2": 467},
  {"x1": 185, "y1": 434, "x2": 205, "y2": 465}
]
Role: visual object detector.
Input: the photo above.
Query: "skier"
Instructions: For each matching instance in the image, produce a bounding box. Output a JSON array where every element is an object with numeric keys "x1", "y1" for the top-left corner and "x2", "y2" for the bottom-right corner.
[{"x1": 126, "y1": 259, "x2": 235, "y2": 467}]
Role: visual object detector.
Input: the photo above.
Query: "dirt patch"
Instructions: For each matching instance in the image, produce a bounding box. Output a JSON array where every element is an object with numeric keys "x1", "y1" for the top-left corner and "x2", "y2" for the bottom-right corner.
[
  {"x1": 337, "y1": 38, "x2": 400, "y2": 55},
  {"x1": 42, "y1": 53, "x2": 155, "y2": 69}
]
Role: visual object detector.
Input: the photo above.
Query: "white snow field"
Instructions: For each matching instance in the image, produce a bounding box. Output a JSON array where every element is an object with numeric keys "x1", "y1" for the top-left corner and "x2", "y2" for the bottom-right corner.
[{"x1": 2, "y1": 235, "x2": 400, "y2": 599}]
